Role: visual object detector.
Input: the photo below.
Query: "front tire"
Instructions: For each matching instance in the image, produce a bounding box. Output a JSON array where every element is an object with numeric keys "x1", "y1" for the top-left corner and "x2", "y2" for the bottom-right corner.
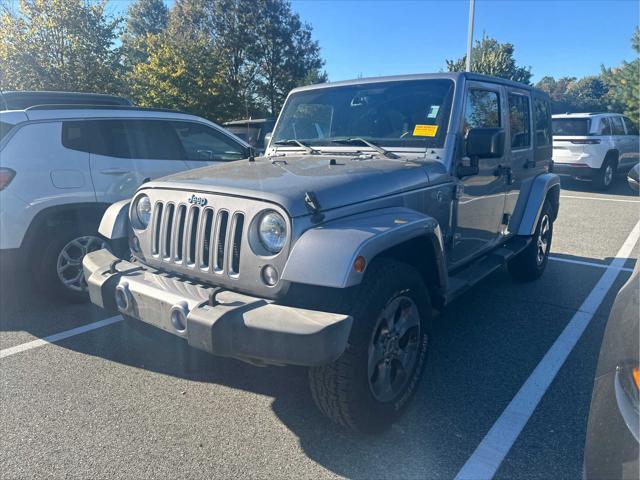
[
  {"x1": 32, "y1": 227, "x2": 108, "y2": 303},
  {"x1": 309, "y1": 259, "x2": 432, "y2": 433},
  {"x1": 508, "y1": 200, "x2": 554, "y2": 282}
]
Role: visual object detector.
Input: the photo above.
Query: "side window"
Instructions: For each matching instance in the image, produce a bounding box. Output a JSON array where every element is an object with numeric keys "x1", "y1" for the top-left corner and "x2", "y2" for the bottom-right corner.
[
  {"x1": 0, "y1": 121, "x2": 16, "y2": 142},
  {"x1": 91, "y1": 120, "x2": 135, "y2": 158},
  {"x1": 463, "y1": 89, "x2": 500, "y2": 134},
  {"x1": 508, "y1": 93, "x2": 531, "y2": 149},
  {"x1": 597, "y1": 117, "x2": 612, "y2": 136},
  {"x1": 172, "y1": 122, "x2": 246, "y2": 161},
  {"x1": 623, "y1": 117, "x2": 639, "y2": 135},
  {"x1": 62, "y1": 121, "x2": 88, "y2": 152},
  {"x1": 610, "y1": 116, "x2": 626, "y2": 135},
  {"x1": 533, "y1": 97, "x2": 551, "y2": 147},
  {"x1": 90, "y1": 120, "x2": 185, "y2": 160},
  {"x1": 129, "y1": 120, "x2": 185, "y2": 160}
]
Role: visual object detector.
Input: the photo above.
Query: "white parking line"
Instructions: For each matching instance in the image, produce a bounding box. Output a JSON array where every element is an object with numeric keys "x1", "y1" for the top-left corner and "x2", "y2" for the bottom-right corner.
[
  {"x1": 455, "y1": 219, "x2": 640, "y2": 480},
  {"x1": 549, "y1": 256, "x2": 634, "y2": 272},
  {"x1": 560, "y1": 194, "x2": 640, "y2": 203},
  {"x1": 0, "y1": 315, "x2": 122, "y2": 359}
]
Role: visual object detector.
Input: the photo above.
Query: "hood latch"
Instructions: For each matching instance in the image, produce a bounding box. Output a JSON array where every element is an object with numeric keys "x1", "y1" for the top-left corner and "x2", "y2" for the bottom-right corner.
[{"x1": 304, "y1": 191, "x2": 325, "y2": 223}]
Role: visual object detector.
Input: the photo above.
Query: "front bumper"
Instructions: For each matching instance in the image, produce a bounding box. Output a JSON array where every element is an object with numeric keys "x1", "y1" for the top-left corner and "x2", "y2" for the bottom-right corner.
[{"x1": 83, "y1": 249, "x2": 352, "y2": 366}]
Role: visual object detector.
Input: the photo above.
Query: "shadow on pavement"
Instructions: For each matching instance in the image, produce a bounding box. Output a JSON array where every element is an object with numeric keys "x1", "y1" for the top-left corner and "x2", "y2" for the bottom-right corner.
[
  {"x1": 559, "y1": 173, "x2": 639, "y2": 197},
  {"x1": 1, "y1": 250, "x2": 634, "y2": 479}
]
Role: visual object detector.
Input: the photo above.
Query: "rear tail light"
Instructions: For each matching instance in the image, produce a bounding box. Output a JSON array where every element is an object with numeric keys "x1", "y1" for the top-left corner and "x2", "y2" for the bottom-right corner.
[
  {"x1": 569, "y1": 139, "x2": 601, "y2": 145},
  {"x1": 0, "y1": 168, "x2": 15, "y2": 190}
]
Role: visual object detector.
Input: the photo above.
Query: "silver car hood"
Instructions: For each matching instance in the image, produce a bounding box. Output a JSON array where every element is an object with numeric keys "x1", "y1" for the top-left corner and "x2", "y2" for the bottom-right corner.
[{"x1": 142, "y1": 155, "x2": 446, "y2": 217}]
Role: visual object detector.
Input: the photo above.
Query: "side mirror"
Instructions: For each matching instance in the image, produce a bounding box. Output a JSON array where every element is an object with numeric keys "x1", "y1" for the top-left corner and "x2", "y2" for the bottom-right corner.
[
  {"x1": 466, "y1": 128, "x2": 505, "y2": 159},
  {"x1": 263, "y1": 131, "x2": 273, "y2": 150}
]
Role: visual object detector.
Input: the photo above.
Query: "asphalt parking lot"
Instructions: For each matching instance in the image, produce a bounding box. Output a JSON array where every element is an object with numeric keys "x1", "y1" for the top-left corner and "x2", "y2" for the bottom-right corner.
[{"x1": 1, "y1": 176, "x2": 638, "y2": 480}]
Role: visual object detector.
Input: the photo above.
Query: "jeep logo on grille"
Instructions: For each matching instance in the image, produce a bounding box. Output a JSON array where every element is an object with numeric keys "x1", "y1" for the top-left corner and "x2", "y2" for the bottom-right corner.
[{"x1": 188, "y1": 194, "x2": 207, "y2": 206}]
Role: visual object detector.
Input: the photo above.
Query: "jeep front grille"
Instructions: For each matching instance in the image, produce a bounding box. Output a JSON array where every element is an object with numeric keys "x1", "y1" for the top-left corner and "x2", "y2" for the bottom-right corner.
[{"x1": 150, "y1": 201, "x2": 245, "y2": 277}]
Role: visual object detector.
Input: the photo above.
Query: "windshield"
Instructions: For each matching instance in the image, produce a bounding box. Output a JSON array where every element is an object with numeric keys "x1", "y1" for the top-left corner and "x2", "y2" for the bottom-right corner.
[
  {"x1": 552, "y1": 118, "x2": 591, "y2": 136},
  {"x1": 272, "y1": 79, "x2": 454, "y2": 150}
]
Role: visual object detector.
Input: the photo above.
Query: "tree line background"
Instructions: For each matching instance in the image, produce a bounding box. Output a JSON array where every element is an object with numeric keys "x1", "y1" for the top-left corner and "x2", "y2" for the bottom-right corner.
[
  {"x1": 0, "y1": 0, "x2": 326, "y2": 121},
  {"x1": 0, "y1": 0, "x2": 638, "y2": 126}
]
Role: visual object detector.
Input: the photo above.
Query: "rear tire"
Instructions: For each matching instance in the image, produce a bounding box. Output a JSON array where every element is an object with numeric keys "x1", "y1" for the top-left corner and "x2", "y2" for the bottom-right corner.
[
  {"x1": 508, "y1": 200, "x2": 554, "y2": 282},
  {"x1": 32, "y1": 227, "x2": 108, "y2": 303},
  {"x1": 593, "y1": 156, "x2": 617, "y2": 191},
  {"x1": 308, "y1": 259, "x2": 432, "y2": 433}
]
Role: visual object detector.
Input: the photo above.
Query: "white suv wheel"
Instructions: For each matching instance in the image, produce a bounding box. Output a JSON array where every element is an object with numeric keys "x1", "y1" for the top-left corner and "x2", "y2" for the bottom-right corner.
[{"x1": 56, "y1": 235, "x2": 108, "y2": 292}]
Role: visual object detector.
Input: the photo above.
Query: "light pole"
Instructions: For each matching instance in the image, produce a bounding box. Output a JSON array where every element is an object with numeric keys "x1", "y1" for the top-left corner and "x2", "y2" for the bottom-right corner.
[{"x1": 466, "y1": 0, "x2": 475, "y2": 72}]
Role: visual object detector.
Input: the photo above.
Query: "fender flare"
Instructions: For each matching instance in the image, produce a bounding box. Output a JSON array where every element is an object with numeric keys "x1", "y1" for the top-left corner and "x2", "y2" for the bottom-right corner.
[
  {"x1": 516, "y1": 173, "x2": 560, "y2": 236},
  {"x1": 281, "y1": 207, "x2": 445, "y2": 289},
  {"x1": 98, "y1": 199, "x2": 131, "y2": 240}
]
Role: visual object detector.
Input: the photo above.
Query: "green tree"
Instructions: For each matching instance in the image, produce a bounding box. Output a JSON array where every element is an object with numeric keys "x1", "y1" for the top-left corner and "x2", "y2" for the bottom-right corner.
[
  {"x1": 133, "y1": 0, "x2": 326, "y2": 121},
  {"x1": 0, "y1": 0, "x2": 123, "y2": 93},
  {"x1": 129, "y1": 33, "x2": 224, "y2": 120},
  {"x1": 253, "y1": 0, "x2": 326, "y2": 115},
  {"x1": 446, "y1": 35, "x2": 532, "y2": 84},
  {"x1": 601, "y1": 27, "x2": 639, "y2": 125},
  {"x1": 121, "y1": 0, "x2": 168, "y2": 67},
  {"x1": 569, "y1": 76, "x2": 609, "y2": 112},
  {"x1": 536, "y1": 75, "x2": 610, "y2": 113}
]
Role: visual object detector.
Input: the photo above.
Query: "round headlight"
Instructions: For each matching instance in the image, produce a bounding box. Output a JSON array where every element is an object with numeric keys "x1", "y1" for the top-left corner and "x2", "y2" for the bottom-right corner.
[
  {"x1": 135, "y1": 195, "x2": 152, "y2": 229},
  {"x1": 258, "y1": 211, "x2": 287, "y2": 254}
]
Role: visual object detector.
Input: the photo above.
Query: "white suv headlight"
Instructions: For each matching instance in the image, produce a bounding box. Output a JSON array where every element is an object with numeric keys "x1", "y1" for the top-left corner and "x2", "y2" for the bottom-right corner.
[
  {"x1": 258, "y1": 211, "x2": 287, "y2": 254},
  {"x1": 133, "y1": 194, "x2": 152, "y2": 229}
]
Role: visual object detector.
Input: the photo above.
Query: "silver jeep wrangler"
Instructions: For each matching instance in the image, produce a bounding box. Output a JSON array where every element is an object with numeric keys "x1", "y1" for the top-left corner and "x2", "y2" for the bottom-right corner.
[{"x1": 84, "y1": 72, "x2": 559, "y2": 432}]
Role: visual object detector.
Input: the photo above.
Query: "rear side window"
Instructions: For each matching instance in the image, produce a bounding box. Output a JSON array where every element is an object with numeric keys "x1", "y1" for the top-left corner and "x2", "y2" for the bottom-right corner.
[
  {"x1": 610, "y1": 116, "x2": 626, "y2": 135},
  {"x1": 172, "y1": 122, "x2": 245, "y2": 161},
  {"x1": 0, "y1": 121, "x2": 16, "y2": 141},
  {"x1": 91, "y1": 120, "x2": 185, "y2": 160},
  {"x1": 508, "y1": 93, "x2": 531, "y2": 149},
  {"x1": 62, "y1": 121, "x2": 88, "y2": 151},
  {"x1": 92, "y1": 120, "x2": 134, "y2": 158},
  {"x1": 533, "y1": 97, "x2": 551, "y2": 147},
  {"x1": 623, "y1": 117, "x2": 639, "y2": 135},
  {"x1": 597, "y1": 117, "x2": 612, "y2": 135},
  {"x1": 552, "y1": 118, "x2": 590, "y2": 136},
  {"x1": 129, "y1": 120, "x2": 185, "y2": 160},
  {"x1": 463, "y1": 89, "x2": 501, "y2": 132}
]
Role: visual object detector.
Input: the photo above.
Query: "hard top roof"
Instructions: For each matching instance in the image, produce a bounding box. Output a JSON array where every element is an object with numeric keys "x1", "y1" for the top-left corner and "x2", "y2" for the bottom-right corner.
[{"x1": 290, "y1": 71, "x2": 544, "y2": 94}]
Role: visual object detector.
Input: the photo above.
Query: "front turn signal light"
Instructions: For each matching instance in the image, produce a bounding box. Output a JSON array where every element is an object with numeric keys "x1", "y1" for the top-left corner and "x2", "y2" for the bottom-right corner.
[{"x1": 632, "y1": 367, "x2": 640, "y2": 391}]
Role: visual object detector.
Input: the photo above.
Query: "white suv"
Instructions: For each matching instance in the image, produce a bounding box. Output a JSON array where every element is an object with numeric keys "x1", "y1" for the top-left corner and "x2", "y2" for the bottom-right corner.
[
  {"x1": 552, "y1": 113, "x2": 639, "y2": 190},
  {"x1": 0, "y1": 99, "x2": 251, "y2": 302}
]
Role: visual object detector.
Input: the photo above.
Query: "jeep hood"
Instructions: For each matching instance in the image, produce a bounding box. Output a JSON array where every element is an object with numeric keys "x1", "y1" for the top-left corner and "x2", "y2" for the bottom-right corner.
[{"x1": 143, "y1": 155, "x2": 443, "y2": 217}]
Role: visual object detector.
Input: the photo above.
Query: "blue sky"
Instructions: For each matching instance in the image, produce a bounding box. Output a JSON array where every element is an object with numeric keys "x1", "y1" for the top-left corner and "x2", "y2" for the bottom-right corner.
[{"x1": 108, "y1": 0, "x2": 639, "y2": 83}]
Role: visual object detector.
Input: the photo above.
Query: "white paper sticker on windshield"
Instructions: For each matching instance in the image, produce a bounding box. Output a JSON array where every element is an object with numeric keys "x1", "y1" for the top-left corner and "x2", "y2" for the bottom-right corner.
[{"x1": 427, "y1": 105, "x2": 440, "y2": 119}]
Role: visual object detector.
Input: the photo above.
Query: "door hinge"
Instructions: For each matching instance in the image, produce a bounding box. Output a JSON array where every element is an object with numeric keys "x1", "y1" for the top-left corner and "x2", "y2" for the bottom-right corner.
[{"x1": 502, "y1": 213, "x2": 511, "y2": 226}]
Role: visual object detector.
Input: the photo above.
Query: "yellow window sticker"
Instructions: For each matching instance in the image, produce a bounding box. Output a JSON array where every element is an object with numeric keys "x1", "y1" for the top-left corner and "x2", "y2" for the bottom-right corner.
[{"x1": 413, "y1": 124, "x2": 438, "y2": 137}]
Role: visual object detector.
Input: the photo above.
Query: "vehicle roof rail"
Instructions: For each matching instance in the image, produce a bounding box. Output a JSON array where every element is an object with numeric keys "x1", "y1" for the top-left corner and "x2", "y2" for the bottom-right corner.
[{"x1": 24, "y1": 104, "x2": 190, "y2": 115}]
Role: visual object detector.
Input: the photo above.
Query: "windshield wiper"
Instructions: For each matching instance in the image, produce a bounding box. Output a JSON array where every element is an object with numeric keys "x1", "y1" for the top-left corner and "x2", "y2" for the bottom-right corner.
[
  {"x1": 273, "y1": 139, "x2": 320, "y2": 155},
  {"x1": 329, "y1": 138, "x2": 399, "y2": 159}
]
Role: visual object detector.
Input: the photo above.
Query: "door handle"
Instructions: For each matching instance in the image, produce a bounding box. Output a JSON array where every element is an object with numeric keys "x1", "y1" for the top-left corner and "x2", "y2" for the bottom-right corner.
[
  {"x1": 523, "y1": 159, "x2": 536, "y2": 169},
  {"x1": 100, "y1": 168, "x2": 131, "y2": 175}
]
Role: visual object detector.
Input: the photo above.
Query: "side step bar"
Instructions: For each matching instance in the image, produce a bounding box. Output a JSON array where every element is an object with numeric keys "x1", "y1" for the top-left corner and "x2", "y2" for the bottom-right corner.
[{"x1": 445, "y1": 236, "x2": 531, "y2": 304}]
